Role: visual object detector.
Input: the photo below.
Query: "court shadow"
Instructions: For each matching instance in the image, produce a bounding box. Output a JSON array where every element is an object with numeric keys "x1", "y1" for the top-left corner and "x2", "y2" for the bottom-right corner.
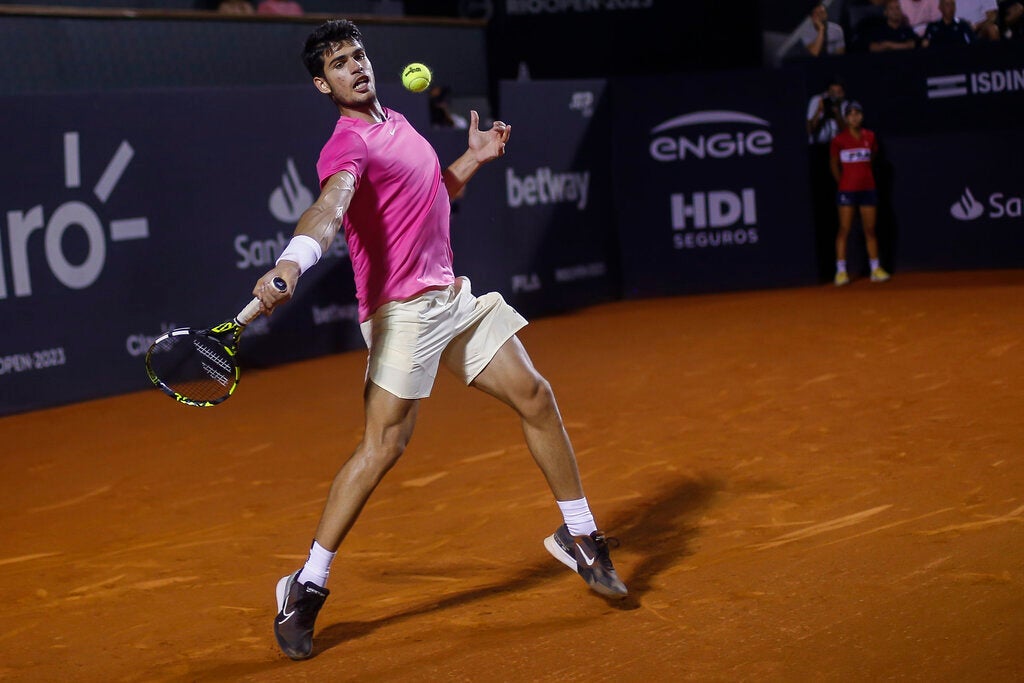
[
  {"x1": 308, "y1": 474, "x2": 719, "y2": 653},
  {"x1": 605, "y1": 474, "x2": 721, "y2": 606}
]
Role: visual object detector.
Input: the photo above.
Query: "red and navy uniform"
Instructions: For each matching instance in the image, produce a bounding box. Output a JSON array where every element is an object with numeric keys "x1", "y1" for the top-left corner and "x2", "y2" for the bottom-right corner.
[{"x1": 831, "y1": 128, "x2": 878, "y2": 205}]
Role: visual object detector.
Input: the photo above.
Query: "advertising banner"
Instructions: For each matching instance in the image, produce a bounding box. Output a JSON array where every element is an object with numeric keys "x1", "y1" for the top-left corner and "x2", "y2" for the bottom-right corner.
[
  {"x1": 887, "y1": 131, "x2": 1024, "y2": 271},
  {"x1": 802, "y1": 42, "x2": 1024, "y2": 137},
  {"x1": 611, "y1": 68, "x2": 819, "y2": 298},
  {"x1": 496, "y1": 79, "x2": 618, "y2": 317},
  {"x1": 0, "y1": 84, "x2": 426, "y2": 416}
]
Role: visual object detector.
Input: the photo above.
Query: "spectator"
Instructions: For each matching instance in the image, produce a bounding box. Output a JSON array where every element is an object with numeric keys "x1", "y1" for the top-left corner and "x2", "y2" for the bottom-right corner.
[
  {"x1": 869, "y1": 0, "x2": 921, "y2": 48},
  {"x1": 830, "y1": 101, "x2": 890, "y2": 286},
  {"x1": 217, "y1": 0, "x2": 254, "y2": 13},
  {"x1": 800, "y1": 2, "x2": 848, "y2": 56},
  {"x1": 923, "y1": 0, "x2": 977, "y2": 45},
  {"x1": 807, "y1": 78, "x2": 849, "y2": 145},
  {"x1": 846, "y1": 1, "x2": 887, "y2": 52},
  {"x1": 900, "y1": 0, "x2": 942, "y2": 35},
  {"x1": 998, "y1": 0, "x2": 1024, "y2": 39},
  {"x1": 257, "y1": 0, "x2": 303, "y2": 15},
  {"x1": 957, "y1": 0, "x2": 1002, "y2": 38},
  {"x1": 428, "y1": 85, "x2": 468, "y2": 129}
]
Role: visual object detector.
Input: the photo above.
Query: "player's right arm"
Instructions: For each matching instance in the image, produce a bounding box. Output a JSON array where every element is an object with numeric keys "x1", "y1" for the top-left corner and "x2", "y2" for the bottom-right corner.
[{"x1": 253, "y1": 170, "x2": 356, "y2": 313}]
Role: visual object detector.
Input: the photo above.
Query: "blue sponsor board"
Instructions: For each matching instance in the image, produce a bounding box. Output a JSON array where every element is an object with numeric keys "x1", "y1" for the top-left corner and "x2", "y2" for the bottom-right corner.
[
  {"x1": 610, "y1": 68, "x2": 819, "y2": 298},
  {"x1": 803, "y1": 43, "x2": 1024, "y2": 138},
  {"x1": 495, "y1": 80, "x2": 618, "y2": 317},
  {"x1": 887, "y1": 131, "x2": 1024, "y2": 271},
  {"x1": 0, "y1": 84, "x2": 425, "y2": 415}
]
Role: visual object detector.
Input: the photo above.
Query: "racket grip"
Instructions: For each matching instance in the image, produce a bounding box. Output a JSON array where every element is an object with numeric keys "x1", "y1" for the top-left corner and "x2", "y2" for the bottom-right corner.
[{"x1": 236, "y1": 277, "x2": 288, "y2": 326}]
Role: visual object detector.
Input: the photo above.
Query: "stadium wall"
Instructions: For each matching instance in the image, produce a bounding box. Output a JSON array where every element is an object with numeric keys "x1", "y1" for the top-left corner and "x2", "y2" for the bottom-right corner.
[{"x1": 0, "y1": 14, "x2": 1021, "y2": 415}]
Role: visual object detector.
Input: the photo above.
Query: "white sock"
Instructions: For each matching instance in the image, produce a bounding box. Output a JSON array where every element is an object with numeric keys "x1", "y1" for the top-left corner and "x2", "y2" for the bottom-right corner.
[
  {"x1": 557, "y1": 497, "x2": 598, "y2": 537},
  {"x1": 296, "y1": 541, "x2": 335, "y2": 588},
  {"x1": 836, "y1": 259, "x2": 847, "y2": 273},
  {"x1": 870, "y1": 258, "x2": 880, "y2": 271}
]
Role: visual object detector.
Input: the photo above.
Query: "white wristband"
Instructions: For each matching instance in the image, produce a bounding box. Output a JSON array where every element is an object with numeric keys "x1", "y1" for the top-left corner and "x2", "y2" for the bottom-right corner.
[{"x1": 276, "y1": 235, "x2": 322, "y2": 275}]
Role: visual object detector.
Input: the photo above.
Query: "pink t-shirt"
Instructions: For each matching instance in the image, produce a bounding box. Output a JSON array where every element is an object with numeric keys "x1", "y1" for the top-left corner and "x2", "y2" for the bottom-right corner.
[{"x1": 316, "y1": 109, "x2": 454, "y2": 321}]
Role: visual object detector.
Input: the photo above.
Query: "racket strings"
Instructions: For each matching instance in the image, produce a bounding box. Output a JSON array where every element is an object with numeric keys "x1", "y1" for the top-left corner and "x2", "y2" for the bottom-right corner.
[
  {"x1": 193, "y1": 337, "x2": 233, "y2": 373},
  {"x1": 148, "y1": 332, "x2": 238, "y2": 403}
]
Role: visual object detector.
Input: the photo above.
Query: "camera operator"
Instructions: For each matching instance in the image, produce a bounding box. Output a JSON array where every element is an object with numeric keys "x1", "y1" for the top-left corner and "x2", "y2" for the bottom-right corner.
[{"x1": 807, "y1": 78, "x2": 848, "y2": 145}]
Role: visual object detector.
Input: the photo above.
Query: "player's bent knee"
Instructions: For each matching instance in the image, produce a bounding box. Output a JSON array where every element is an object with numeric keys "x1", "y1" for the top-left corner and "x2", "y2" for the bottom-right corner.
[
  {"x1": 516, "y1": 374, "x2": 557, "y2": 420},
  {"x1": 355, "y1": 432, "x2": 409, "y2": 473}
]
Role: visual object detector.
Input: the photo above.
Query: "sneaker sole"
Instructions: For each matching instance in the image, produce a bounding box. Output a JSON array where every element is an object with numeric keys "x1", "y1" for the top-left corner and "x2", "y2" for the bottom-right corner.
[
  {"x1": 274, "y1": 573, "x2": 313, "y2": 661},
  {"x1": 586, "y1": 576, "x2": 629, "y2": 599},
  {"x1": 543, "y1": 534, "x2": 578, "y2": 573},
  {"x1": 275, "y1": 574, "x2": 293, "y2": 614}
]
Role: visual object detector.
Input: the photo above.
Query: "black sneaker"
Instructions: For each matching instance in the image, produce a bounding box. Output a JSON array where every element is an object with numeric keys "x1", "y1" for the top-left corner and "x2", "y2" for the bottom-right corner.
[
  {"x1": 543, "y1": 524, "x2": 628, "y2": 599},
  {"x1": 273, "y1": 571, "x2": 329, "y2": 660}
]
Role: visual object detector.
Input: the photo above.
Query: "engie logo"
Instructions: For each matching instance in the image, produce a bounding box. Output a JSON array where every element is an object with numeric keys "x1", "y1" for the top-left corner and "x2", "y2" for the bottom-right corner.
[
  {"x1": 650, "y1": 110, "x2": 774, "y2": 162},
  {"x1": 671, "y1": 189, "x2": 759, "y2": 249},
  {"x1": 1, "y1": 132, "x2": 149, "y2": 299},
  {"x1": 950, "y1": 187, "x2": 1023, "y2": 221}
]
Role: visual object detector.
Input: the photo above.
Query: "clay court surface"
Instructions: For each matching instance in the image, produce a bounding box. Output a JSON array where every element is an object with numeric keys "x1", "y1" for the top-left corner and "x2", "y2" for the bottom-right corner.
[{"x1": 2, "y1": 270, "x2": 1022, "y2": 681}]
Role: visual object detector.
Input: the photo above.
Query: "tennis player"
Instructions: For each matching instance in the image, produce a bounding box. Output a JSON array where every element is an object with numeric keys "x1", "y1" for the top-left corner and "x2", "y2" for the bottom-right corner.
[
  {"x1": 252, "y1": 19, "x2": 628, "y2": 661},
  {"x1": 829, "y1": 101, "x2": 891, "y2": 286}
]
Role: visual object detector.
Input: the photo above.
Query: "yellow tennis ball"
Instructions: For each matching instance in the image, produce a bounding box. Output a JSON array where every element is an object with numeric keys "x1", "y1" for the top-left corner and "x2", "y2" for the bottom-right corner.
[{"x1": 401, "y1": 63, "x2": 432, "y2": 93}]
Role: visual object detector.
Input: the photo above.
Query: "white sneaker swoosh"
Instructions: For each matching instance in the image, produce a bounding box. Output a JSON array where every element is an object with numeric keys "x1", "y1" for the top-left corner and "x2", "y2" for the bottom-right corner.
[
  {"x1": 277, "y1": 606, "x2": 295, "y2": 624},
  {"x1": 577, "y1": 545, "x2": 597, "y2": 567}
]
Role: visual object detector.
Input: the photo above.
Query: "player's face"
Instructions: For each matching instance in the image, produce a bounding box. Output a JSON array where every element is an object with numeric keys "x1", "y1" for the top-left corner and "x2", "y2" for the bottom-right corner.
[
  {"x1": 846, "y1": 109, "x2": 864, "y2": 128},
  {"x1": 314, "y1": 40, "x2": 376, "y2": 107},
  {"x1": 939, "y1": 0, "x2": 955, "y2": 20}
]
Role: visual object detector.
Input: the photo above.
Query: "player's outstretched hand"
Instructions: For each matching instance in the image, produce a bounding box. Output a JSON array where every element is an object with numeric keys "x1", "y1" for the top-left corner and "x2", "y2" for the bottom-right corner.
[{"x1": 468, "y1": 110, "x2": 511, "y2": 164}]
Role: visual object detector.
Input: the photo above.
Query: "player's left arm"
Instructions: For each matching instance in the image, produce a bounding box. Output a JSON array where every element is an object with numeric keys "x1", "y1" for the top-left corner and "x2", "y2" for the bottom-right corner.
[{"x1": 442, "y1": 110, "x2": 511, "y2": 199}]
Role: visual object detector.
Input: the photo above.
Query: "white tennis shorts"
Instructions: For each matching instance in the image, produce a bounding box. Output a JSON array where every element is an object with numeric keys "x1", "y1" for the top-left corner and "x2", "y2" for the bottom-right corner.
[{"x1": 359, "y1": 276, "x2": 528, "y2": 399}]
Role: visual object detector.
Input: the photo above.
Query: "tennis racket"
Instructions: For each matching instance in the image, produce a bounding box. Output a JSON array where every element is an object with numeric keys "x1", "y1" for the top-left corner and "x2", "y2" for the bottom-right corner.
[{"x1": 145, "y1": 277, "x2": 286, "y2": 407}]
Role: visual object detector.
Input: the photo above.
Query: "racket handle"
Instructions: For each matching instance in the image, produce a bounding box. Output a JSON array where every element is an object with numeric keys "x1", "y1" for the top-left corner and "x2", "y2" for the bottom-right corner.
[{"x1": 236, "y1": 277, "x2": 288, "y2": 326}]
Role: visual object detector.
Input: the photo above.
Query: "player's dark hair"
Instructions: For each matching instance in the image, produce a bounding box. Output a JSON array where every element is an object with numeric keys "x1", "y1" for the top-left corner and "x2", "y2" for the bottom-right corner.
[{"x1": 303, "y1": 20, "x2": 364, "y2": 78}]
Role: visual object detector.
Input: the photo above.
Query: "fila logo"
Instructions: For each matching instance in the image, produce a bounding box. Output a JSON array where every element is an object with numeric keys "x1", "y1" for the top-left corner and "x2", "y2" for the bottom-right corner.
[{"x1": 839, "y1": 148, "x2": 871, "y2": 163}]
